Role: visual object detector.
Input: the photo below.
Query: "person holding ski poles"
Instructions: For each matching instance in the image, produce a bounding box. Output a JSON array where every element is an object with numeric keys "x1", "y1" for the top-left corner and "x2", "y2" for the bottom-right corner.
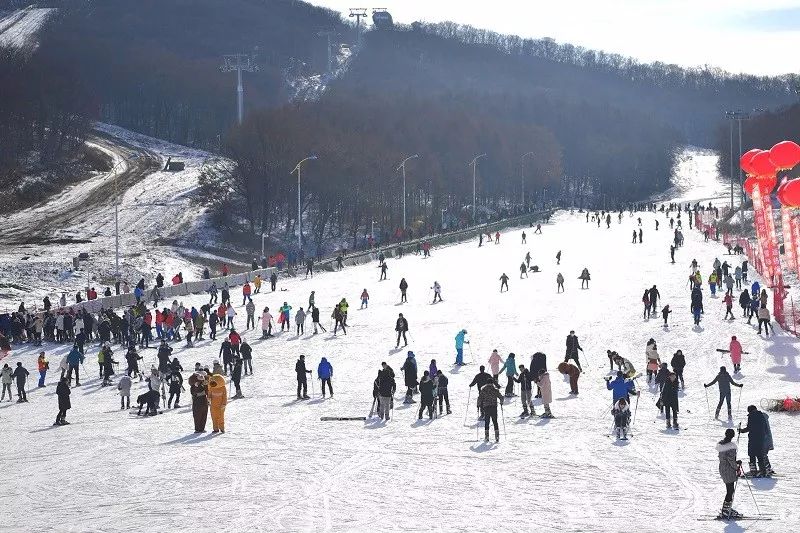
[
  {"x1": 564, "y1": 330, "x2": 583, "y2": 372},
  {"x1": 716, "y1": 428, "x2": 742, "y2": 519},
  {"x1": 454, "y1": 329, "x2": 468, "y2": 366},
  {"x1": 704, "y1": 366, "x2": 743, "y2": 420}
]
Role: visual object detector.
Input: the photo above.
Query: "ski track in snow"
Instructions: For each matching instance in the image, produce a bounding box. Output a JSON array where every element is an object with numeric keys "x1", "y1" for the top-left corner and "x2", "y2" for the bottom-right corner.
[
  {"x1": 0, "y1": 6, "x2": 54, "y2": 49},
  {"x1": 1, "y1": 206, "x2": 799, "y2": 531}
]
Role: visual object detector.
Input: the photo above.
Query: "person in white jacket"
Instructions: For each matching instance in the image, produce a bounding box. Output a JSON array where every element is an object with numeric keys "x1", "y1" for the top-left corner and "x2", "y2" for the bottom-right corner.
[
  {"x1": 117, "y1": 374, "x2": 132, "y2": 409},
  {"x1": 295, "y1": 307, "x2": 306, "y2": 336}
]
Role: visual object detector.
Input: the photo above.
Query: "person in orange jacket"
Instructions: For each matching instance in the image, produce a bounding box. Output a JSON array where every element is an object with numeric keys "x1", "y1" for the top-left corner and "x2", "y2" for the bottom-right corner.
[
  {"x1": 37, "y1": 352, "x2": 49, "y2": 387},
  {"x1": 208, "y1": 373, "x2": 228, "y2": 433}
]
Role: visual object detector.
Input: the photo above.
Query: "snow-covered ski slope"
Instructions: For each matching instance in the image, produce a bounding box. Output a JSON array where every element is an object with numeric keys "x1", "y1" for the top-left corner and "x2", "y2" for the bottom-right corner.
[
  {"x1": 0, "y1": 124, "x2": 227, "y2": 310},
  {"x1": 0, "y1": 6, "x2": 53, "y2": 49},
  {"x1": 2, "y1": 210, "x2": 798, "y2": 531}
]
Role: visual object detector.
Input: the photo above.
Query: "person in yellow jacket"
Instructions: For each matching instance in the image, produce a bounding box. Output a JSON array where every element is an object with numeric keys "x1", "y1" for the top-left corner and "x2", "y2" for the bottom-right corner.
[
  {"x1": 208, "y1": 373, "x2": 228, "y2": 433},
  {"x1": 254, "y1": 274, "x2": 262, "y2": 294}
]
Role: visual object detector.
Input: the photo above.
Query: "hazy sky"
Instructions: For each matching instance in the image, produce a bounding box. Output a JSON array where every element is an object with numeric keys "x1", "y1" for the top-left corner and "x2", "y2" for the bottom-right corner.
[{"x1": 307, "y1": 0, "x2": 800, "y2": 75}]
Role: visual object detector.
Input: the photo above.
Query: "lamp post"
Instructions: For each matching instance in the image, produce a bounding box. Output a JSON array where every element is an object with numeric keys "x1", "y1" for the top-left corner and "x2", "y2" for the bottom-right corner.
[
  {"x1": 470, "y1": 153, "x2": 486, "y2": 224},
  {"x1": 396, "y1": 154, "x2": 419, "y2": 230},
  {"x1": 521, "y1": 151, "x2": 534, "y2": 207},
  {"x1": 291, "y1": 155, "x2": 318, "y2": 253},
  {"x1": 441, "y1": 208, "x2": 446, "y2": 230},
  {"x1": 112, "y1": 154, "x2": 139, "y2": 282}
]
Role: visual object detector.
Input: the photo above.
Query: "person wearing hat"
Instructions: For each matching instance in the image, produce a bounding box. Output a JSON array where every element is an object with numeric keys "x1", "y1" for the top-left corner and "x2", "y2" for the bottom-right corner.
[
  {"x1": 488, "y1": 349, "x2": 503, "y2": 384},
  {"x1": 208, "y1": 372, "x2": 227, "y2": 433},
  {"x1": 606, "y1": 350, "x2": 616, "y2": 372},
  {"x1": 401, "y1": 351, "x2": 418, "y2": 403},
  {"x1": 716, "y1": 428, "x2": 742, "y2": 518},
  {"x1": 295, "y1": 355, "x2": 311, "y2": 400},
  {"x1": 394, "y1": 313, "x2": 408, "y2": 348},
  {"x1": 564, "y1": 330, "x2": 583, "y2": 372},
  {"x1": 11, "y1": 362, "x2": 29, "y2": 402},
  {"x1": 515, "y1": 365, "x2": 534, "y2": 417},
  {"x1": 478, "y1": 380, "x2": 504, "y2": 442},
  {"x1": 499, "y1": 353, "x2": 518, "y2": 397},
  {"x1": 454, "y1": 329, "x2": 468, "y2": 365},
  {"x1": 55, "y1": 377, "x2": 71, "y2": 425},
  {"x1": 704, "y1": 367, "x2": 743, "y2": 420},
  {"x1": 739, "y1": 405, "x2": 774, "y2": 477},
  {"x1": 101, "y1": 343, "x2": 117, "y2": 386},
  {"x1": 37, "y1": 352, "x2": 49, "y2": 387}
]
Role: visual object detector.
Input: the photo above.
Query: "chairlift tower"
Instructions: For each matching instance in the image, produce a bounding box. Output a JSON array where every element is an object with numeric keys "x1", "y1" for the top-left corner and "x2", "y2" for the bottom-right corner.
[
  {"x1": 221, "y1": 53, "x2": 259, "y2": 125},
  {"x1": 349, "y1": 8, "x2": 367, "y2": 45},
  {"x1": 317, "y1": 30, "x2": 337, "y2": 73}
]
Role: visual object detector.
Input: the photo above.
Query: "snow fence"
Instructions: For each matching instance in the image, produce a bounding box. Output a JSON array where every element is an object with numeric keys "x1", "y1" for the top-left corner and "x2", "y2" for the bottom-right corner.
[{"x1": 59, "y1": 268, "x2": 276, "y2": 314}]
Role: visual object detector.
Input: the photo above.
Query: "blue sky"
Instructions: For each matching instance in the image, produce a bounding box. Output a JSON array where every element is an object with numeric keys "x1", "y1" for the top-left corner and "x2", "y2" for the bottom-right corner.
[{"x1": 308, "y1": 0, "x2": 800, "y2": 75}]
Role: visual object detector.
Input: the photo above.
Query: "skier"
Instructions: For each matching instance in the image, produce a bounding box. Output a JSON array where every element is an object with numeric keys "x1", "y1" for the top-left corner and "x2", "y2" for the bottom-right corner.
[
  {"x1": 208, "y1": 372, "x2": 227, "y2": 433},
  {"x1": 295, "y1": 307, "x2": 306, "y2": 336},
  {"x1": 332, "y1": 306, "x2": 347, "y2": 335},
  {"x1": 270, "y1": 271, "x2": 278, "y2": 292},
  {"x1": 641, "y1": 289, "x2": 651, "y2": 319},
  {"x1": 499, "y1": 273, "x2": 509, "y2": 293},
  {"x1": 230, "y1": 357, "x2": 243, "y2": 399},
  {"x1": 638, "y1": 228, "x2": 643, "y2": 243},
  {"x1": 645, "y1": 338, "x2": 660, "y2": 383},
  {"x1": 295, "y1": 355, "x2": 312, "y2": 400},
  {"x1": 670, "y1": 350, "x2": 686, "y2": 390},
  {"x1": 632, "y1": 230, "x2": 637, "y2": 244},
  {"x1": 514, "y1": 365, "x2": 534, "y2": 417},
  {"x1": 557, "y1": 361, "x2": 580, "y2": 395},
  {"x1": 242, "y1": 282, "x2": 252, "y2": 306},
  {"x1": 245, "y1": 299, "x2": 256, "y2": 330},
  {"x1": 648, "y1": 285, "x2": 660, "y2": 316},
  {"x1": 395, "y1": 313, "x2": 408, "y2": 348},
  {"x1": 55, "y1": 377, "x2": 71, "y2": 426},
  {"x1": 488, "y1": 349, "x2": 503, "y2": 382},
  {"x1": 716, "y1": 428, "x2": 742, "y2": 519},
  {"x1": 661, "y1": 371, "x2": 680, "y2": 429},
  {"x1": 525, "y1": 251, "x2": 531, "y2": 268},
  {"x1": 612, "y1": 397, "x2": 631, "y2": 439},
  {"x1": 533, "y1": 368, "x2": 553, "y2": 418},
  {"x1": 738, "y1": 405, "x2": 774, "y2": 477},
  {"x1": 564, "y1": 330, "x2": 583, "y2": 372},
  {"x1": 757, "y1": 306, "x2": 772, "y2": 337},
  {"x1": 499, "y1": 353, "x2": 518, "y2": 397},
  {"x1": 189, "y1": 371, "x2": 208, "y2": 433},
  {"x1": 556, "y1": 250, "x2": 561, "y2": 265},
  {"x1": 578, "y1": 268, "x2": 590, "y2": 289},
  {"x1": 535, "y1": 224, "x2": 542, "y2": 234},
  {"x1": 279, "y1": 302, "x2": 291, "y2": 332},
  {"x1": 530, "y1": 352, "x2": 547, "y2": 398},
  {"x1": 66, "y1": 344, "x2": 83, "y2": 386},
  {"x1": 309, "y1": 306, "x2": 324, "y2": 335},
  {"x1": 418, "y1": 371, "x2": 435, "y2": 419},
  {"x1": 431, "y1": 281, "x2": 442, "y2": 303},
  {"x1": 661, "y1": 305, "x2": 672, "y2": 326},
  {"x1": 556, "y1": 272, "x2": 564, "y2": 293},
  {"x1": 704, "y1": 366, "x2": 743, "y2": 420},
  {"x1": 11, "y1": 362, "x2": 29, "y2": 402},
  {"x1": 240, "y1": 340, "x2": 253, "y2": 375},
  {"x1": 260, "y1": 307, "x2": 273, "y2": 339},
  {"x1": 454, "y1": 329, "x2": 468, "y2": 366},
  {"x1": 469, "y1": 366, "x2": 493, "y2": 419},
  {"x1": 399, "y1": 278, "x2": 408, "y2": 303},
  {"x1": 166, "y1": 368, "x2": 184, "y2": 407},
  {"x1": 520, "y1": 263, "x2": 528, "y2": 279},
  {"x1": 37, "y1": 352, "x2": 48, "y2": 387},
  {"x1": 379, "y1": 262, "x2": 388, "y2": 281},
  {"x1": 521, "y1": 231, "x2": 527, "y2": 244},
  {"x1": 729, "y1": 336, "x2": 743, "y2": 373},
  {"x1": 360, "y1": 289, "x2": 369, "y2": 309},
  {"x1": 318, "y1": 357, "x2": 333, "y2": 398},
  {"x1": 606, "y1": 371, "x2": 639, "y2": 404},
  {"x1": 376, "y1": 362, "x2": 396, "y2": 421},
  {"x1": 478, "y1": 381, "x2": 504, "y2": 442}
]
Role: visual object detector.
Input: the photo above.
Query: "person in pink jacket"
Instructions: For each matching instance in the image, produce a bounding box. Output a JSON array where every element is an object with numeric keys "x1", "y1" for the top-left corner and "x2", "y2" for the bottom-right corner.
[
  {"x1": 534, "y1": 369, "x2": 553, "y2": 418},
  {"x1": 488, "y1": 349, "x2": 503, "y2": 383},
  {"x1": 729, "y1": 336, "x2": 743, "y2": 374}
]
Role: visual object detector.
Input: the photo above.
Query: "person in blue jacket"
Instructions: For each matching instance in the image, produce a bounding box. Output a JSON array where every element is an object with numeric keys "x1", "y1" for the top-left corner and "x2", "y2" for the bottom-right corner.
[
  {"x1": 133, "y1": 285, "x2": 144, "y2": 304},
  {"x1": 454, "y1": 329, "x2": 469, "y2": 365},
  {"x1": 66, "y1": 344, "x2": 84, "y2": 386},
  {"x1": 499, "y1": 353, "x2": 518, "y2": 397},
  {"x1": 318, "y1": 357, "x2": 333, "y2": 398},
  {"x1": 750, "y1": 281, "x2": 760, "y2": 300},
  {"x1": 605, "y1": 371, "x2": 638, "y2": 403}
]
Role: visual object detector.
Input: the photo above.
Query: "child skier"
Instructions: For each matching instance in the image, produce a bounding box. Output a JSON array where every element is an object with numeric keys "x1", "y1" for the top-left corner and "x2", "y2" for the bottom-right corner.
[{"x1": 612, "y1": 397, "x2": 631, "y2": 439}]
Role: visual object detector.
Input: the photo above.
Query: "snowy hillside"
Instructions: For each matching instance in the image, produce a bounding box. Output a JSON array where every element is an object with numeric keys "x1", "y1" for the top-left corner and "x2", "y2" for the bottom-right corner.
[
  {"x1": 0, "y1": 6, "x2": 53, "y2": 48},
  {"x1": 0, "y1": 124, "x2": 228, "y2": 310},
  {"x1": 2, "y1": 207, "x2": 798, "y2": 531}
]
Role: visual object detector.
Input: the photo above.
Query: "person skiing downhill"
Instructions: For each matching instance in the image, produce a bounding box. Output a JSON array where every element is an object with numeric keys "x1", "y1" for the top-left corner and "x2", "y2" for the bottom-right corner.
[
  {"x1": 399, "y1": 278, "x2": 408, "y2": 303},
  {"x1": 499, "y1": 273, "x2": 509, "y2": 293},
  {"x1": 556, "y1": 272, "x2": 565, "y2": 293},
  {"x1": 612, "y1": 397, "x2": 631, "y2": 439},
  {"x1": 564, "y1": 331, "x2": 583, "y2": 372},
  {"x1": 704, "y1": 366, "x2": 743, "y2": 420},
  {"x1": 379, "y1": 262, "x2": 388, "y2": 281},
  {"x1": 454, "y1": 329, "x2": 469, "y2": 365},
  {"x1": 661, "y1": 372, "x2": 680, "y2": 429},
  {"x1": 716, "y1": 428, "x2": 743, "y2": 519},
  {"x1": 606, "y1": 371, "x2": 639, "y2": 404},
  {"x1": 360, "y1": 289, "x2": 369, "y2": 309},
  {"x1": 395, "y1": 313, "x2": 409, "y2": 348},
  {"x1": 431, "y1": 281, "x2": 442, "y2": 303},
  {"x1": 478, "y1": 381, "x2": 504, "y2": 442},
  {"x1": 520, "y1": 263, "x2": 528, "y2": 279}
]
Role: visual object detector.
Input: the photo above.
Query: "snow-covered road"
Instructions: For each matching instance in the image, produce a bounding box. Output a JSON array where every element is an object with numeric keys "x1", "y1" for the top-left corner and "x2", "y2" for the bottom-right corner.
[{"x1": 1, "y1": 208, "x2": 797, "y2": 532}]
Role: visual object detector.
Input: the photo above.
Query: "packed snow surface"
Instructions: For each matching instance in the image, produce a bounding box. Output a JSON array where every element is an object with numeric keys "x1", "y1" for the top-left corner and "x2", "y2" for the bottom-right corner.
[
  {"x1": 0, "y1": 6, "x2": 53, "y2": 48},
  {"x1": 2, "y1": 208, "x2": 798, "y2": 531}
]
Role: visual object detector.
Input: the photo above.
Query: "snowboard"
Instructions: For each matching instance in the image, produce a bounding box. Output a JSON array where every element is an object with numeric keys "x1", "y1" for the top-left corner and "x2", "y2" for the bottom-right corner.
[{"x1": 320, "y1": 416, "x2": 367, "y2": 421}]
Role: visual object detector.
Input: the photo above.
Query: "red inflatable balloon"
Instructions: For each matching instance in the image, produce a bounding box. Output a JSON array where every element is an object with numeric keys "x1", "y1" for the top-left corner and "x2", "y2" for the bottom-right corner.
[
  {"x1": 769, "y1": 141, "x2": 800, "y2": 170},
  {"x1": 750, "y1": 151, "x2": 777, "y2": 178},
  {"x1": 758, "y1": 172, "x2": 777, "y2": 193},
  {"x1": 781, "y1": 179, "x2": 800, "y2": 208},
  {"x1": 776, "y1": 178, "x2": 789, "y2": 204},
  {"x1": 743, "y1": 175, "x2": 759, "y2": 196},
  {"x1": 740, "y1": 149, "x2": 763, "y2": 175}
]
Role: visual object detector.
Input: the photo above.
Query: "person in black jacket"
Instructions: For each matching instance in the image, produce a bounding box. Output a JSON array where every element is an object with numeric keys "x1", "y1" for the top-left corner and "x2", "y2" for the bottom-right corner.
[
  {"x1": 661, "y1": 372, "x2": 680, "y2": 429},
  {"x1": 231, "y1": 357, "x2": 243, "y2": 399},
  {"x1": 55, "y1": 377, "x2": 71, "y2": 425},
  {"x1": 670, "y1": 350, "x2": 686, "y2": 389},
  {"x1": 478, "y1": 382, "x2": 504, "y2": 442},
  {"x1": 395, "y1": 313, "x2": 408, "y2": 348},
  {"x1": 564, "y1": 331, "x2": 583, "y2": 371},
  {"x1": 219, "y1": 340, "x2": 233, "y2": 375},
  {"x1": 401, "y1": 351, "x2": 418, "y2": 403},
  {"x1": 418, "y1": 371, "x2": 435, "y2": 419},
  {"x1": 166, "y1": 369, "x2": 184, "y2": 408},
  {"x1": 376, "y1": 362, "x2": 396, "y2": 420},
  {"x1": 11, "y1": 362, "x2": 29, "y2": 402},
  {"x1": 738, "y1": 405, "x2": 774, "y2": 477},
  {"x1": 295, "y1": 355, "x2": 311, "y2": 399},
  {"x1": 514, "y1": 365, "x2": 534, "y2": 418},
  {"x1": 155, "y1": 273, "x2": 164, "y2": 288},
  {"x1": 530, "y1": 352, "x2": 547, "y2": 397},
  {"x1": 399, "y1": 278, "x2": 408, "y2": 303},
  {"x1": 240, "y1": 341, "x2": 253, "y2": 375},
  {"x1": 704, "y1": 366, "x2": 743, "y2": 420},
  {"x1": 270, "y1": 272, "x2": 278, "y2": 292},
  {"x1": 436, "y1": 370, "x2": 450, "y2": 415},
  {"x1": 469, "y1": 366, "x2": 492, "y2": 419}
]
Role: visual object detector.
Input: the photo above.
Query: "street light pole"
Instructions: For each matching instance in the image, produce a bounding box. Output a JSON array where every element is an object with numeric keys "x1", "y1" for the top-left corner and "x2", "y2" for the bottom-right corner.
[
  {"x1": 113, "y1": 154, "x2": 139, "y2": 282},
  {"x1": 291, "y1": 155, "x2": 318, "y2": 253},
  {"x1": 395, "y1": 154, "x2": 419, "y2": 230},
  {"x1": 521, "y1": 151, "x2": 534, "y2": 207},
  {"x1": 470, "y1": 153, "x2": 486, "y2": 224},
  {"x1": 725, "y1": 111, "x2": 734, "y2": 211}
]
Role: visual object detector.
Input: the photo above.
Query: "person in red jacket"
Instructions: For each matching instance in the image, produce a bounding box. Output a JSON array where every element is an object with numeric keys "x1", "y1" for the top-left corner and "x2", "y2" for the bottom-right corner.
[
  {"x1": 222, "y1": 264, "x2": 229, "y2": 276},
  {"x1": 228, "y1": 329, "x2": 242, "y2": 357},
  {"x1": 723, "y1": 292, "x2": 734, "y2": 320},
  {"x1": 242, "y1": 282, "x2": 252, "y2": 306},
  {"x1": 171, "y1": 273, "x2": 181, "y2": 285}
]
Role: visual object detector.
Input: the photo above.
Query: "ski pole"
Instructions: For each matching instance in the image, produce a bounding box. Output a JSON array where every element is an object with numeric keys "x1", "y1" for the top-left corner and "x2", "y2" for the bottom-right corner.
[
  {"x1": 468, "y1": 343, "x2": 476, "y2": 364},
  {"x1": 704, "y1": 386, "x2": 711, "y2": 419},
  {"x1": 736, "y1": 385, "x2": 743, "y2": 419},
  {"x1": 740, "y1": 464, "x2": 762, "y2": 516},
  {"x1": 310, "y1": 372, "x2": 315, "y2": 396},
  {"x1": 632, "y1": 393, "x2": 640, "y2": 426},
  {"x1": 368, "y1": 397, "x2": 376, "y2": 418},
  {"x1": 500, "y1": 402, "x2": 506, "y2": 441},
  {"x1": 463, "y1": 387, "x2": 472, "y2": 427}
]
